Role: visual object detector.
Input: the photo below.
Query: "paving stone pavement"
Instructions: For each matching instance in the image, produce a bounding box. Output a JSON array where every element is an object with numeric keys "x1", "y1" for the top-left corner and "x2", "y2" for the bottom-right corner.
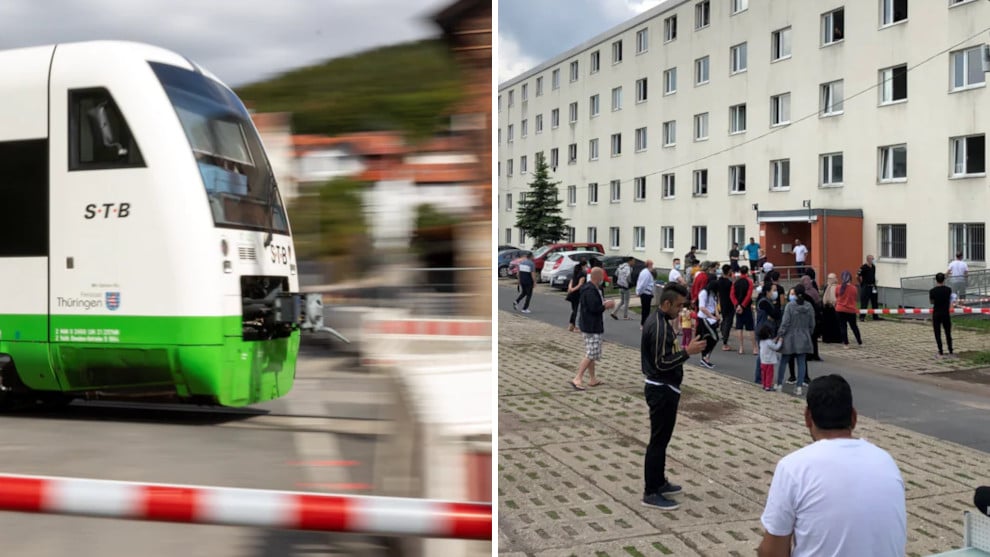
[{"x1": 497, "y1": 311, "x2": 985, "y2": 557}]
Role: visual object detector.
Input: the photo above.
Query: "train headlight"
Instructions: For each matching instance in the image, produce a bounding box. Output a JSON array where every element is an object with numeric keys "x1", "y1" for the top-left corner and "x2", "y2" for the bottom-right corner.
[{"x1": 223, "y1": 260, "x2": 232, "y2": 274}]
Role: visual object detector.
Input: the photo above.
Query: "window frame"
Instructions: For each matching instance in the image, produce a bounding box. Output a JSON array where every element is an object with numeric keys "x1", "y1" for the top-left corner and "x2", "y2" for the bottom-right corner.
[
  {"x1": 878, "y1": 143, "x2": 908, "y2": 183},
  {"x1": 880, "y1": 0, "x2": 908, "y2": 28},
  {"x1": 590, "y1": 50, "x2": 601, "y2": 74},
  {"x1": 68, "y1": 87, "x2": 146, "y2": 171},
  {"x1": 588, "y1": 182, "x2": 599, "y2": 205},
  {"x1": 590, "y1": 94, "x2": 600, "y2": 118},
  {"x1": 567, "y1": 185, "x2": 577, "y2": 206},
  {"x1": 636, "y1": 28, "x2": 649, "y2": 54},
  {"x1": 662, "y1": 120, "x2": 676, "y2": 147},
  {"x1": 587, "y1": 227, "x2": 598, "y2": 243},
  {"x1": 664, "y1": 15, "x2": 678, "y2": 42},
  {"x1": 692, "y1": 225, "x2": 709, "y2": 251},
  {"x1": 772, "y1": 27, "x2": 792, "y2": 62},
  {"x1": 770, "y1": 92, "x2": 791, "y2": 126},
  {"x1": 694, "y1": 112, "x2": 709, "y2": 141},
  {"x1": 822, "y1": 7, "x2": 845, "y2": 46},
  {"x1": 662, "y1": 173, "x2": 676, "y2": 199},
  {"x1": 634, "y1": 176, "x2": 647, "y2": 201},
  {"x1": 611, "y1": 86, "x2": 623, "y2": 111},
  {"x1": 730, "y1": 42, "x2": 748, "y2": 74},
  {"x1": 612, "y1": 40, "x2": 624, "y2": 64},
  {"x1": 729, "y1": 164, "x2": 747, "y2": 194},
  {"x1": 610, "y1": 227, "x2": 621, "y2": 250},
  {"x1": 637, "y1": 77, "x2": 649, "y2": 102},
  {"x1": 635, "y1": 127, "x2": 649, "y2": 152},
  {"x1": 661, "y1": 226, "x2": 675, "y2": 251},
  {"x1": 820, "y1": 79, "x2": 845, "y2": 116},
  {"x1": 951, "y1": 46, "x2": 986, "y2": 92},
  {"x1": 611, "y1": 133, "x2": 622, "y2": 157},
  {"x1": 695, "y1": 0, "x2": 711, "y2": 30},
  {"x1": 693, "y1": 169, "x2": 709, "y2": 196},
  {"x1": 951, "y1": 134, "x2": 986, "y2": 177},
  {"x1": 634, "y1": 226, "x2": 646, "y2": 250},
  {"x1": 729, "y1": 103, "x2": 747, "y2": 134},
  {"x1": 820, "y1": 152, "x2": 845, "y2": 187},
  {"x1": 610, "y1": 179, "x2": 621, "y2": 203},
  {"x1": 949, "y1": 222, "x2": 986, "y2": 263},
  {"x1": 569, "y1": 60, "x2": 580, "y2": 82},
  {"x1": 878, "y1": 223, "x2": 907, "y2": 260},
  {"x1": 589, "y1": 138, "x2": 600, "y2": 161},
  {"x1": 663, "y1": 68, "x2": 677, "y2": 95},
  {"x1": 695, "y1": 56, "x2": 710, "y2": 86},
  {"x1": 770, "y1": 159, "x2": 791, "y2": 191},
  {"x1": 879, "y1": 64, "x2": 908, "y2": 105}
]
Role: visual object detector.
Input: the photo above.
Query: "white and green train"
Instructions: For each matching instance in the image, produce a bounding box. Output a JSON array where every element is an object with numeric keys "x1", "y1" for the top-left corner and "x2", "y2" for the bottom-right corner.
[{"x1": 0, "y1": 41, "x2": 304, "y2": 407}]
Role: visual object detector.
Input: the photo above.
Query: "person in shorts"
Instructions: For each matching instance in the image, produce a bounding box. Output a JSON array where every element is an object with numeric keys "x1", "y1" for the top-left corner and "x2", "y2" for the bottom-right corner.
[
  {"x1": 571, "y1": 267, "x2": 614, "y2": 390},
  {"x1": 730, "y1": 266, "x2": 757, "y2": 355}
]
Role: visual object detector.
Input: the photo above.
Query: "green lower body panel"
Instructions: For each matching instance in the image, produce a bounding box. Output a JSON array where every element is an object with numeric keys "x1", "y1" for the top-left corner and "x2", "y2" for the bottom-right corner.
[{"x1": 0, "y1": 314, "x2": 298, "y2": 407}]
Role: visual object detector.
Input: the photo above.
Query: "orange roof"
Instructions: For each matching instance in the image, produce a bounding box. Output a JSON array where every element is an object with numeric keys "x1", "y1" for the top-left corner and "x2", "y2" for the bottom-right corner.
[
  {"x1": 292, "y1": 131, "x2": 406, "y2": 156},
  {"x1": 251, "y1": 112, "x2": 290, "y2": 130}
]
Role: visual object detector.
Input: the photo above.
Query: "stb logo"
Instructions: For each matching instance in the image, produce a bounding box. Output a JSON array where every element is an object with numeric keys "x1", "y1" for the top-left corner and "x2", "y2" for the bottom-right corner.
[{"x1": 105, "y1": 292, "x2": 120, "y2": 311}]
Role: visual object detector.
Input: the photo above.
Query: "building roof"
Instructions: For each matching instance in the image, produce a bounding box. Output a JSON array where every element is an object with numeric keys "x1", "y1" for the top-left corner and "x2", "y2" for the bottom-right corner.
[{"x1": 292, "y1": 131, "x2": 406, "y2": 157}]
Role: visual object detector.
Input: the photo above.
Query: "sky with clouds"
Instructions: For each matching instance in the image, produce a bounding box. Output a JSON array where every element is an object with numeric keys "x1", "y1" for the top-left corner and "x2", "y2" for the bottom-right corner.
[
  {"x1": 0, "y1": 0, "x2": 452, "y2": 87},
  {"x1": 498, "y1": 0, "x2": 666, "y2": 84}
]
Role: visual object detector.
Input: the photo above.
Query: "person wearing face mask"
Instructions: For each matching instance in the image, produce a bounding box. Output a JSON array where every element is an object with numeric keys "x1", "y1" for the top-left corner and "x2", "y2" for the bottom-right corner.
[
  {"x1": 668, "y1": 258, "x2": 686, "y2": 285},
  {"x1": 775, "y1": 284, "x2": 815, "y2": 396},
  {"x1": 753, "y1": 278, "x2": 783, "y2": 384},
  {"x1": 820, "y1": 272, "x2": 842, "y2": 343},
  {"x1": 717, "y1": 264, "x2": 737, "y2": 351}
]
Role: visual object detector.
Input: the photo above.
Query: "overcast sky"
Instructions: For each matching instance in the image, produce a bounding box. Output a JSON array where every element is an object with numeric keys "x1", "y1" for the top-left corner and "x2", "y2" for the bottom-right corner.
[
  {"x1": 0, "y1": 0, "x2": 452, "y2": 87},
  {"x1": 499, "y1": 0, "x2": 667, "y2": 84}
]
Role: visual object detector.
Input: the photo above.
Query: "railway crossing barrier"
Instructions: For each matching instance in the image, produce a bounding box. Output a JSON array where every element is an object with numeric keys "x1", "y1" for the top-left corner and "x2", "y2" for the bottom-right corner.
[{"x1": 0, "y1": 473, "x2": 491, "y2": 540}]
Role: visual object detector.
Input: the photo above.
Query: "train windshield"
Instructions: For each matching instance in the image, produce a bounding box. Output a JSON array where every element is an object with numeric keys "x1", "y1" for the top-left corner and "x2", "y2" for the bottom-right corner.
[{"x1": 150, "y1": 62, "x2": 289, "y2": 234}]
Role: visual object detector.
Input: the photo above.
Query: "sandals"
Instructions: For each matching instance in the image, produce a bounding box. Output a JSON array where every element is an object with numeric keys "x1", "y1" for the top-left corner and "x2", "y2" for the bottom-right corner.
[
  {"x1": 569, "y1": 380, "x2": 586, "y2": 391},
  {"x1": 587, "y1": 380, "x2": 605, "y2": 387}
]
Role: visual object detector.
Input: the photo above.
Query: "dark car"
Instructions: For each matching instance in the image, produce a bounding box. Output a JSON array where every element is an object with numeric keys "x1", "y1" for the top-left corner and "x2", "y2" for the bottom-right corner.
[
  {"x1": 602, "y1": 255, "x2": 647, "y2": 287},
  {"x1": 497, "y1": 249, "x2": 531, "y2": 277},
  {"x1": 498, "y1": 244, "x2": 519, "y2": 252}
]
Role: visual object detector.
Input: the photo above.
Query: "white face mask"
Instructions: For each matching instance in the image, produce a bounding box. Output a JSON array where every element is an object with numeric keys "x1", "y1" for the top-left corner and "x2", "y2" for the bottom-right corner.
[
  {"x1": 789, "y1": 294, "x2": 798, "y2": 303},
  {"x1": 675, "y1": 264, "x2": 681, "y2": 270},
  {"x1": 770, "y1": 291, "x2": 779, "y2": 300}
]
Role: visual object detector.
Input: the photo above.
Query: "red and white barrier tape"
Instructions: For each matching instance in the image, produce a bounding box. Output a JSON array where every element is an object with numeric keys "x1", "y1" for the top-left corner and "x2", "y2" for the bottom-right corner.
[
  {"x1": 858, "y1": 307, "x2": 990, "y2": 315},
  {"x1": 0, "y1": 474, "x2": 491, "y2": 540},
  {"x1": 367, "y1": 320, "x2": 491, "y2": 337}
]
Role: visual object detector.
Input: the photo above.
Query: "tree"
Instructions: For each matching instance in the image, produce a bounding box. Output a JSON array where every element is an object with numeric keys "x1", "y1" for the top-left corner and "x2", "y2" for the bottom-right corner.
[
  {"x1": 515, "y1": 152, "x2": 567, "y2": 248},
  {"x1": 287, "y1": 176, "x2": 370, "y2": 262}
]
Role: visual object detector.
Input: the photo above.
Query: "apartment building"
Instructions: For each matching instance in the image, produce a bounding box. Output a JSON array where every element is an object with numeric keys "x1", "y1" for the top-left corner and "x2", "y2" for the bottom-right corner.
[{"x1": 498, "y1": 0, "x2": 990, "y2": 289}]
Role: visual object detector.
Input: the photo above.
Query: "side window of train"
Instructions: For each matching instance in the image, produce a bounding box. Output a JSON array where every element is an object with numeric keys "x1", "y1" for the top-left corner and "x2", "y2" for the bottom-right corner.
[{"x1": 68, "y1": 88, "x2": 145, "y2": 170}]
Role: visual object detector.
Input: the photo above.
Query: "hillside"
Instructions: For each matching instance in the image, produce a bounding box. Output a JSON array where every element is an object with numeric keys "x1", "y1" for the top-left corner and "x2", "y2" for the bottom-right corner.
[{"x1": 235, "y1": 39, "x2": 463, "y2": 142}]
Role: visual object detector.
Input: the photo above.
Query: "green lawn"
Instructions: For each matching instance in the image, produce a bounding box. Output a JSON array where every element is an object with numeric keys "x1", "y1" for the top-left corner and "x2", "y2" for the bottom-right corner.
[{"x1": 952, "y1": 316, "x2": 990, "y2": 334}]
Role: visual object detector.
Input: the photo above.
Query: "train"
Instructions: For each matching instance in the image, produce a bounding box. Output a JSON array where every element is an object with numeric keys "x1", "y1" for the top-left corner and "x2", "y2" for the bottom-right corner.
[{"x1": 0, "y1": 40, "x2": 307, "y2": 407}]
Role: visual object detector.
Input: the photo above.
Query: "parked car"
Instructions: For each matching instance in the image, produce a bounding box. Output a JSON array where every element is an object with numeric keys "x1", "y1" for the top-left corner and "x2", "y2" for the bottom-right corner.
[
  {"x1": 497, "y1": 249, "x2": 531, "y2": 278},
  {"x1": 543, "y1": 250, "x2": 607, "y2": 289},
  {"x1": 497, "y1": 244, "x2": 518, "y2": 252},
  {"x1": 531, "y1": 242, "x2": 606, "y2": 279},
  {"x1": 601, "y1": 255, "x2": 647, "y2": 286}
]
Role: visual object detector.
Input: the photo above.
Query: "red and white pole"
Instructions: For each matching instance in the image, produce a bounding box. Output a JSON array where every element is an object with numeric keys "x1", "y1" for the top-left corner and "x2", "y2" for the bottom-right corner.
[
  {"x1": 0, "y1": 474, "x2": 491, "y2": 540},
  {"x1": 858, "y1": 307, "x2": 990, "y2": 315}
]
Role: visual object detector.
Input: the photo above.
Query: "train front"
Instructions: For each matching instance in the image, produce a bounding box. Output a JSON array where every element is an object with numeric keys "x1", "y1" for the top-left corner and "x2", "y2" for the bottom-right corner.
[{"x1": 152, "y1": 62, "x2": 301, "y2": 406}]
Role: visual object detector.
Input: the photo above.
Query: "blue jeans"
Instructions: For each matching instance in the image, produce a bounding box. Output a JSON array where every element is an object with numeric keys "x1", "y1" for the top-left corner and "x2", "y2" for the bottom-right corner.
[{"x1": 777, "y1": 353, "x2": 807, "y2": 387}]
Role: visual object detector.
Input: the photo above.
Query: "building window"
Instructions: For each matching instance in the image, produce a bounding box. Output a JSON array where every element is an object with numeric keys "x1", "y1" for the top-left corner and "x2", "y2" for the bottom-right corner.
[
  {"x1": 952, "y1": 134, "x2": 986, "y2": 176},
  {"x1": 590, "y1": 94, "x2": 600, "y2": 118},
  {"x1": 507, "y1": 124, "x2": 514, "y2": 142},
  {"x1": 590, "y1": 50, "x2": 600, "y2": 74},
  {"x1": 732, "y1": 0, "x2": 748, "y2": 14},
  {"x1": 637, "y1": 78, "x2": 649, "y2": 102},
  {"x1": 771, "y1": 159, "x2": 790, "y2": 190},
  {"x1": 610, "y1": 227, "x2": 621, "y2": 249},
  {"x1": 552, "y1": 69, "x2": 560, "y2": 90},
  {"x1": 730, "y1": 103, "x2": 747, "y2": 134},
  {"x1": 551, "y1": 108, "x2": 560, "y2": 128},
  {"x1": 568, "y1": 143, "x2": 578, "y2": 164},
  {"x1": 589, "y1": 138, "x2": 599, "y2": 160},
  {"x1": 771, "y1": 93, "x2": 791, "y2": 126},
  {"x1": 635, "y1": 176, "x2": 647, "y2": 200},
  {"x1": 662, "y1": 120, "x2": 676, "y2": 146},
  {"x1": 878, "y1": 144, "x2": 908, "y2": 182},
  {"x1": 729, "y1": 225, "x2": 746, "y2": 248},
  {"x1": 506, "y1": 159, "x2": 513, "y2": 177},
  {"x1": 521, "y1": 83, "x2": 528, "y2": 101},
  {"x1": 612, "y1": 86, "x2": 623, "y2": 111},
  {"x1": 730, "y1": 42, "x2": 748, "y2": 74},
  {"x1": 879, "y1": 224, "x2": 907, "y2": 259},
  {"x1": 694, "y1": 112, "x2": 709, "y2": 141},
  {"x1": 535, "y1": 114, "x2": 543, "y2": 133},
  {"x1": 611, "y1": 133, "x2": 622, "y2": 156},
  {"x1": 772, "y1": 27, "x2": 792, "y2": 61},
  {"x1": 519, "y1": 192, "x2": 527, "y2": 204},
  {"x1": 634, "y1": 226, "x2": 646, "y2": 250},
  {"x1": 550, "y1": 148, "x2": 559, "y2": 169},
  {"x1": 950, "y1": 223, "x2": 986, "y2": 263},
  {"x1": 567, "y1": 185, "x2": 577, "y2": 206},
  {"x1": 696, "y1": 0, "x2": 711, "y2": 29},
  {"x1": 693, "y1": 169, "x2": 708, "y2": 196},
  {"x1": 879, "y1": 64, "x2": 908, "y2": 104},
  {"x1": 692, "y1": 226, "x2": 708, "y2": 251},
  {"x1": 521, "y1": 119, "x2": 528, "y2": 138},
  {"x1": 536, "y1": 76, "x2": 543, "y2": 96},
  {"x1": 636, "y1": 29, "x2": 649, "y2": 53},
  {"x1": 505, "y1": 228, "x2": 512, "y2": 244},
  {"x1": 951, "y1": 46, "x2": 985, "y2": 91},
  {"x1": 569, "y1": 102, "x2": 578, "y2": 123},
  {"x1": 730, "y1": 164, "x2": 746, "y2": 193},
  {"x1": 506, "y1": 193, "x2": 512, "y2": 210},
  {"x1": 610, "y1": 179, "x2": 621, "y2": 202},
  {"x1": 950, "y1": 0, "x2": 976, "y2": 5},
  {"x1": 821, "y1": 152, "x2": 844, "y2": 186},
  {"x1": 508, "y1": 89, "x2": 514, "y2": 107},
  {"x1": 881, "y1": 0, "x2": 908, "y2": 26},
  {"x1": 587, "y1": 227, "x2": 598, "y2": 243},
  {"x1": 821, "y1": 80, "x2": 844, "y2": 116},
  {"x1": 519, "y1": 230, "x2": 527, "y2": 245},
  {"x1": 498, "y1": 95, "x2": 502, "y2": 112},
  {"x1": 664, "y1": 15, "x2": 677, "y2": 42},
  {"x1": 613, "y1": 40, "x2": 624, "y2": 64},
  {"x1": 570, "y1": 60, "x2": 579, "y2": 82},
  {"x1": 695, "y1": 56, "x2": 710, "y2": 85},
  {"x1": 662, "y1": 173, "x2": 676, "y2": 198},
  {"x1": 663, "y1": 68, "x2": 677, "y2": 95},
  {"x1": 588, "y1": 182, "x2": 599, "y2": 204},
  {"x1": 520, "y1": 155, "x2": 528, "y2": 174},
  {"x1": 662, "y1": 226, "x2": 675, "y2": 250},
  {"x1": 567, "y1": 226, "x2": 576, "y2": 242},
  {"x1": 635, "y1": 127, "x2": 648, "y2": 152},
  {"x1": 822, "y1": 7, "x2": 845, "y2": 45}
]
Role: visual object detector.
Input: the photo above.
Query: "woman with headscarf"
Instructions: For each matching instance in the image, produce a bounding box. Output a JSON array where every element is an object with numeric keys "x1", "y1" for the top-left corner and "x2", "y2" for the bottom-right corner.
[
  {"x1": 775, "y1": 283, "x2": 815, "y2": 396},
  {"x1": 820, "y1": 272, "x2": 842, "y2": 343},
  {"x1": 835, "y1": 270, "x2": 863, "y2": 348},
  {"x1": 800, "y1": 274, "x2": 823, "y2": 362}
]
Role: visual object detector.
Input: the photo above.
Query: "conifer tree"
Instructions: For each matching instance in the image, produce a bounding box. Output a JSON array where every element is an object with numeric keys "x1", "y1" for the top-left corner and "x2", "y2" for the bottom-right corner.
[{"x1": 514, "y1": 152, "x2": 567, "y2": 247}]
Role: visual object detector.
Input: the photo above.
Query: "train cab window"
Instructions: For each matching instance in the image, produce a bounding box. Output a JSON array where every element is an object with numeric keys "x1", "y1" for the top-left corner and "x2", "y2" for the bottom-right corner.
[{"x1": 68, "y1": 88, "x2": 145, "y2": 170}]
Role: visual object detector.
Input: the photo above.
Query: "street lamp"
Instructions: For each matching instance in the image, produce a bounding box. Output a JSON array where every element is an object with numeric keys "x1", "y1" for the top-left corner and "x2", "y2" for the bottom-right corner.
[{"x1": 802, "y1": 199, "x2": 812, "y2": 222}]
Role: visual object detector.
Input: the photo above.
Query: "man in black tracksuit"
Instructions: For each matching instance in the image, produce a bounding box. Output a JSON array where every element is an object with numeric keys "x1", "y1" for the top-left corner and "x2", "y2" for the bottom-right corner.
[
  {"x1": 930, "y1": 272, "x2": 954, "y2": 357},
  {"x1": 640, "y1": 282, "x2": 706, "y2": 510},
  {"x1": 716, "y1": 264, "x2": 735, "y2": 349}
]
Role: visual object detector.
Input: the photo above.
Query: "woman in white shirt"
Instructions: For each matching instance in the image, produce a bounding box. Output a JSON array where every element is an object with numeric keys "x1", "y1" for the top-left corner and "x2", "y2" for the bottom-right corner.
[{"x1": 696, "y1": 280, "x2": 720, "y2": 369}]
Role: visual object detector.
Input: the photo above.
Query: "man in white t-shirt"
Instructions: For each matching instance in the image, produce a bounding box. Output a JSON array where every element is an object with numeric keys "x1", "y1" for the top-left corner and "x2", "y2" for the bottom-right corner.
[
  {"x1": 792, "y1": 239, "x2": 809, "y2": 277},
  {"x1": 668, "y1": 258, "x2": 685, "y2": 285},
  {"x1": 946, "y1": 251, "x2": 969, "y2": 301},
  {"x1": 758, "y1": 374, "x2": 906, "y2": 557}
]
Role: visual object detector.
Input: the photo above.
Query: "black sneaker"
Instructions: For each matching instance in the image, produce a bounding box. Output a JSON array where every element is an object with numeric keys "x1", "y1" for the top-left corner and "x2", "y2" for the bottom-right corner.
[
  {"x1": 659, "y1": 481, "x2": 683, "y2": 495},
  {"x1": 512, "y1": 301, "x2": 518, "y2": 311},
  {"x1": 642, "y1": 493, "x2": 680, "y2": 510},
  {"x1": 786, "y1": 378, "x2": 796, "y2": 385},
  {"x1": 699, "y1": 359, "x2": 714, "y2": 369}
]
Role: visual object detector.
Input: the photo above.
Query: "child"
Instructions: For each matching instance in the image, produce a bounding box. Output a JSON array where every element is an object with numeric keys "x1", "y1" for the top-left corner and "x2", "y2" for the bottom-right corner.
[
  {"x1": 758, "y1": 324, "x2": 782, "y2": 392},
  {"x1": 680, "y1": 306, "x2": 695, "y2": 350}
]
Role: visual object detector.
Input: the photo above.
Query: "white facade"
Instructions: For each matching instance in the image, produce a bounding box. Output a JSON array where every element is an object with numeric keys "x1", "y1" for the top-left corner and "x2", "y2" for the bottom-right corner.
[{"x1": 498, "y1": 0, "x2": 990, "y2": 288}]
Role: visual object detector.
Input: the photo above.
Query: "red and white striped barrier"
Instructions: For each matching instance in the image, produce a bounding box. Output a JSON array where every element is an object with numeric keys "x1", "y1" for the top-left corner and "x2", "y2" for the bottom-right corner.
[
  {"x1": 0, "y1": 474, "x2": 491, "y2": 540},
  {"x1": 858, "y1": 307, "x2": 990, "y2": 315},
  {"x1": 366, "y1": 319, "x2": 491, "y2": 338}
]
